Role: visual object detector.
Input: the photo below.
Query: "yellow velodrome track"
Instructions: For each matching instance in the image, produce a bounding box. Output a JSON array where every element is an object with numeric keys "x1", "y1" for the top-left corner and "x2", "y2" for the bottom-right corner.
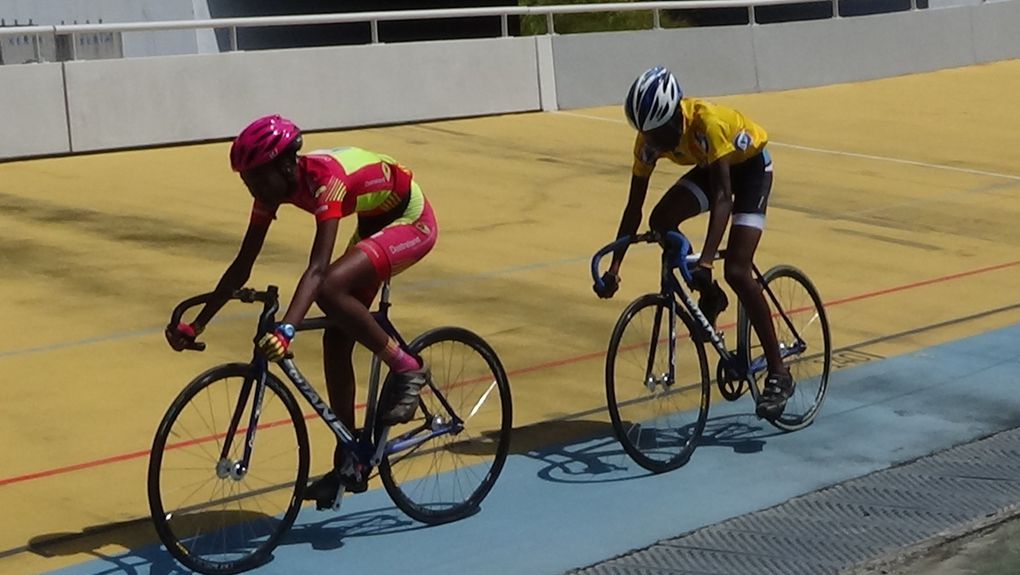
[{"x1": 2, "y1": 60, "x2": 1020, "y2": 574}]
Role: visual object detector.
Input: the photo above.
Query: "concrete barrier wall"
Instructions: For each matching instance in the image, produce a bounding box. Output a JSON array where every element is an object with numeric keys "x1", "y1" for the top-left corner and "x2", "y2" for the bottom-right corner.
[
  {"x1": 753, "y1": 8, "x2": 976, "y2": 91},
  {"x1": 972, "y1": 0, "x2": 1020, "y2": 63},
  {"x1": 4, "y1": 1, "x2": 1020, "y2": 160},
  {"x1": 63, "y1": 37, "x2": 541, "y2": 152},
  {"x1": 549, "y1": 2, "x2": 1020, "y2": 113},
  {"x1": 551, "y1": 27, "x2": 758, "y2": 110},
  {"x1": 0, "y1": 63, "x2": 70, "y2": 158}
]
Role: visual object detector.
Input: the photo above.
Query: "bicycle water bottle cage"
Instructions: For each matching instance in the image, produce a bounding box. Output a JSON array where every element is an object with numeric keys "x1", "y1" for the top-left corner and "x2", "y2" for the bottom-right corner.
[{"x1": 664, "y1": 231, "x2": 694, "y2": 284}]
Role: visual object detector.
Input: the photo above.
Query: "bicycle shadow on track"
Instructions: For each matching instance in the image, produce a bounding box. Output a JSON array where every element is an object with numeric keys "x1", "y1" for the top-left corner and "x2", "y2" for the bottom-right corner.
[
  {"x1": 696, "y1": 412, "x2": 785, "y2": 454},
  {"x1": 25, "y1": 505, "x2": 425, "y2": 574},
  {"x1": 529, "y1": 435, "x2": 646, "y2": 485},
  {"x1": 511, "y1": 419, "x2": 652, "y2": 484},
  {"x1": 278, "y1": 504, "x2": 427, "y2": 552},
  {"x1": 509, "y1": 413, "x2": 784, "y2": 485}
]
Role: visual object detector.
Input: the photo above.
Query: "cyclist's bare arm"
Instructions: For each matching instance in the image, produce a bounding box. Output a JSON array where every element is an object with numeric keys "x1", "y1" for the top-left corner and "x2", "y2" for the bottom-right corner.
[
  {"x1": 278, "y1": 217, "x2": 339, "y2": 327},
  {"x1": 700, "y1": 156, "x2": 734, "y2": 268},
  {"x1": 608, "y1": 174, "x2": 651, "y2": 275},
  {"x1": 192, "y1": 221, "x2": 269, "y2": 329}
]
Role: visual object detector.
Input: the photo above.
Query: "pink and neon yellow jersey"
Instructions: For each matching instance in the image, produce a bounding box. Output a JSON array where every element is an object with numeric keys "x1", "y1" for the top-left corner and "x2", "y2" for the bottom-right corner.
[
  {"x1": 632, "y1": 98, "x2": 768, "y2": 177},
  {"x1": 250, "y1": 147, "x2": 413, "y2": 226}
]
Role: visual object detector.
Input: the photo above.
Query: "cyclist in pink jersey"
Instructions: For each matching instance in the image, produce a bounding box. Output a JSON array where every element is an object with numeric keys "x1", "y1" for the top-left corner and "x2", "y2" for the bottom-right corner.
[{"x1": 165, "y1": 115, "x2": 438, "y2": 499}]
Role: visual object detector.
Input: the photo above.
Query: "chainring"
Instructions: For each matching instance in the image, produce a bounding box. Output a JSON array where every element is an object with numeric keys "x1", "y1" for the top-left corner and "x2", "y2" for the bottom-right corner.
[{"x1": 716, "y1": 356, "x2": 749, "y2": 401}]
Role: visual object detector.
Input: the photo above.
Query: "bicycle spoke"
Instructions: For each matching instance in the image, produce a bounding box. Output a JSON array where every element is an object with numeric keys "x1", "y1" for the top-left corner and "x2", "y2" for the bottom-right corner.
[
  {"x1": 466, "y1": 380, "x2": 498, "y2": 420},
  {"x1": 380, "y1": 328, "x2": 511, "y2": 524},
  {"x1": 607, "y1": 294, "x2": 709, "y2": 473},
  {"x1": 741, "y1": 266, "x2": 831, "y2": 431},
  {"x1": 149, "y1": 366, "x2": 308, "y2": 573}
]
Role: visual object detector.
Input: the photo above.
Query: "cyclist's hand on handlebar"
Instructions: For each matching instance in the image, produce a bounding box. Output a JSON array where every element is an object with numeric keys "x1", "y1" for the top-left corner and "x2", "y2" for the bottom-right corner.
[
  {"x1": 594, "y1": 271, "x2": 620, "y2": 299},
  {"x1": 166, "y1": 322, "x2": 204, "y2": 352},
  {"x1": 691, "y1": 265, "x2": 714, "y2": 293},
  {"x1": 258, "y1": 323, "x2": 295, "y2": 362}
]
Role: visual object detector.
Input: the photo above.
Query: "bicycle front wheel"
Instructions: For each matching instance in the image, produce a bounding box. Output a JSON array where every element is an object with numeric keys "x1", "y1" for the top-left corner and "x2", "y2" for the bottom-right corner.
[
  {"x1": 738, "y1": 265, "x2": 832, "y2": 432},
  {"x1": 148, "y1": 363, "x2": 309, "y2": 574},
  {"x1": 378, "y1": 327, "x2": 512, "y2": 525},
  {"x1": 606, "y1": 293, "x2": 711, "y2": 473}
]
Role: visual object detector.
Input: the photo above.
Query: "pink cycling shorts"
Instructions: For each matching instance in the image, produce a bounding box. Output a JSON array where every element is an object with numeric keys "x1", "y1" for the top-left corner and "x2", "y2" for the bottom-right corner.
[{"x1": 350, "y1": 182, "x2": 437, "y2": 305}]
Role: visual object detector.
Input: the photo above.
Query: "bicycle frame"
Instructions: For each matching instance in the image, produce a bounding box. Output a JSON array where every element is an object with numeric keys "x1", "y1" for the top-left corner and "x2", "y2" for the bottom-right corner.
[
  {"x1": 171, "y1": 283, "x2": 467, "y2": 482},
  {"x1": 592, "y1": 231, "x2": 808, "y2": 404}
]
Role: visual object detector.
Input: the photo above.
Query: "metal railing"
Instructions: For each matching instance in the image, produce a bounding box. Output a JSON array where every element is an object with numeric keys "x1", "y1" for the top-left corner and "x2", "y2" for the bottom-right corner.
[{"x1": 0, "y1": 0, "x2": 939, "y2": 61}]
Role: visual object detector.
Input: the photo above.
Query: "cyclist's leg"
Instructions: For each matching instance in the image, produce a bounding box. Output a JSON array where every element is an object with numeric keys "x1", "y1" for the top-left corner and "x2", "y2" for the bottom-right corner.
[
  {"x1": 322, "y1": 326, "x2": 358, "y2": 432},
  {"x1": 319, "y1": 184, "x2": 438, "y2": 425},
  {"x1": 725, "y1": 227, "x2": 782, "y2": 373},
  {"x1": 652, "y1": 167, "x2": 728, "y2": 324},
  {"x1": 316, "y1": 249, "x2": 391, "y2": 362},
  {"x1": 322, "y1": 325, "x2": 357, "y2": 458},
  {"x1": 304, "y1": 258, "x2": 376, "y2": 502},
  {"x1": 648, "y1": 167, "x2": 709, "y2": 233},
  {"x1": 722, "y1": 149, "x2": 793, "y2": 416}
]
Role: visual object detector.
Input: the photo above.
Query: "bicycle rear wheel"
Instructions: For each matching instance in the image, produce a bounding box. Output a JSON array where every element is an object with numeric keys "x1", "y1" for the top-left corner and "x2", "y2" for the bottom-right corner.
[
  {"x1": 148, "y1": 363, "x2": 309, "y2": 574},
  {"x1": 738, "y1": 265, "x2": 832, "y2": 431},
  {"x1": 377, "y1": 327, "x2": 512, "y2": 525},
  {"x1": 606, "y1": 293, "x2": 711, "y2": 473}
]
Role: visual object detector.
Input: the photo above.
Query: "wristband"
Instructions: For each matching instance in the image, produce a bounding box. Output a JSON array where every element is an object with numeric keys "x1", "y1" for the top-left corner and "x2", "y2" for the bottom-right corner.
[{"x1": 276, "y1": 323, "x2": 296, "y2": 342}]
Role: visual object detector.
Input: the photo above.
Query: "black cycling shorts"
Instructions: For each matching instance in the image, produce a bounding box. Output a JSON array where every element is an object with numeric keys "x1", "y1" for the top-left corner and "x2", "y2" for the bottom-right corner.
[{"x1": 675, "y1": 147, "x2": 773, "y2": 229}]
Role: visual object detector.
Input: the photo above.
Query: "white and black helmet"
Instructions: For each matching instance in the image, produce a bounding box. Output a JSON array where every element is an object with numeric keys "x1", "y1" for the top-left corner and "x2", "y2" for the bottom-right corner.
[{"x1": 624, "y1": 66, "x2": 683, "y2": 132}]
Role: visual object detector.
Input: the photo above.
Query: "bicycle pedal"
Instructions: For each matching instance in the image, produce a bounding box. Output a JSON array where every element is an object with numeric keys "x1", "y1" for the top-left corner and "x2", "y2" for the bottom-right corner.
[{"x1": 315, "y1": 486, "x2": 346, "y2": 512}]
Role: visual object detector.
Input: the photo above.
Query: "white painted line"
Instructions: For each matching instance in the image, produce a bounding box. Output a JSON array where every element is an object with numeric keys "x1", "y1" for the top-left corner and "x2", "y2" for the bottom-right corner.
[
  {"x1": 553, "y1": 110, "x2": 625, "y2": 124},
  {"x1": 468, "y1": 380, "x2": 499, "y2": 420},
  {"x1": 552, "y1": 110, "x2": 1020, "y2": 182},
  {"x1": 772, "y1": 142, "x2": 1020, "y2": 182}
]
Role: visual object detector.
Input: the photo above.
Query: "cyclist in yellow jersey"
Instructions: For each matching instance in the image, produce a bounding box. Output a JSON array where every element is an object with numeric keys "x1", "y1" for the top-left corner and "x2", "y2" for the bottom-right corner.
[{"x1": 594, "y1": 66, "x2": 793, "y2": 420}]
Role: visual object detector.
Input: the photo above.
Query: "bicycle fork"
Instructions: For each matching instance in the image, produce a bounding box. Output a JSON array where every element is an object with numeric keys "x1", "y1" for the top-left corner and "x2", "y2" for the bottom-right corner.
[
  {"x1": 643, "y1": 297, "x2": 677, "y2": 392},
  {"x1": 216, "y1": 357, "x2": 269, "y2": 481}
]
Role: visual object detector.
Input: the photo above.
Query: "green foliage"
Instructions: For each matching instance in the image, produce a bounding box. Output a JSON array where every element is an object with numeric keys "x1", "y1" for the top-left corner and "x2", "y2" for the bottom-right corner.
[{"x1": 518, "y1": 0, "x2": 689, "y2": 35}]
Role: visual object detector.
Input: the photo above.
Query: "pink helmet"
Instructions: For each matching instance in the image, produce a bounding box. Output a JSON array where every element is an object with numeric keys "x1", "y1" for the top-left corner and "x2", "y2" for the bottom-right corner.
[{"x1": 230, "y1": 114, "x2": 302, "y2": 172}]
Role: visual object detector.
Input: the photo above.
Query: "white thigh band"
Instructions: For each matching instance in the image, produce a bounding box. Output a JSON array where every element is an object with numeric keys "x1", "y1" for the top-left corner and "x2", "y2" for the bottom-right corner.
[
  {"x1": 679, "y1": 180, "x2": 709, "y2": 214},
  {"x1": 732, "y1": 213, "x2": 766, "y2": 230}
]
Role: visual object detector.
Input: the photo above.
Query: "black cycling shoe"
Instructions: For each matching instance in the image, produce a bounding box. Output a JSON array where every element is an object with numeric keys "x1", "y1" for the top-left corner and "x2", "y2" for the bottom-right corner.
[
  {"x1": 303, "y1": 466, "x2": 368, "y2": 510},
  {"x1": 379, "y1": 365, "x2": 430, "y2": 426},
  {"x1": 756, "y1": 371, "x2": 796, "y2": 420},
  {"x1": 698, "y1": 280, "x2": 729, "y2": 328},
  {"x1": 303, "y1": 471, "x2": 342, "y2": 510}
]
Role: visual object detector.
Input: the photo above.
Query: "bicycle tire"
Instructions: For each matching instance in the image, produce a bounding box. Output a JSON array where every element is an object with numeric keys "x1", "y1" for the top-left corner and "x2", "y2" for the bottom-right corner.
[
  {"x1": 606, "y1": 293, "x2": 711, "y2": 473},
  {"x1": 737, "y1": 265, "x2": 832, "y2": 431},
  {"x1": 148, "y1": 363, "x2": 309, "y2": 574},
  {"x1": 377, "y1": 327, "x2": 512, "y2": 525}
]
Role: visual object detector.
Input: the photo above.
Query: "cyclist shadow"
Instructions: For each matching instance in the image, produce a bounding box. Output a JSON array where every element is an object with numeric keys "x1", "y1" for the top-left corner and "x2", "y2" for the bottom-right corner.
[{"x1": 28, "y1": 516, "x2": 213, "y2": 574}]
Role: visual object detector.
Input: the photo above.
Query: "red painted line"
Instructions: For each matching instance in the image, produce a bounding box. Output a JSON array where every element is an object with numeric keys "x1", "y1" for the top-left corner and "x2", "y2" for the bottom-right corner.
[
  {"x1": 0, "y1": 402, "x2": 369, "y2": 489},
  {"x1": 825, "y1": 259, "x2": 1020, "y2": 307},
  {"x1": 0, "y1": 449, "x2": 153, "y2": 487},
  {"x1": 2, "y1": 257, "x2": 1018, "y2": 488}
]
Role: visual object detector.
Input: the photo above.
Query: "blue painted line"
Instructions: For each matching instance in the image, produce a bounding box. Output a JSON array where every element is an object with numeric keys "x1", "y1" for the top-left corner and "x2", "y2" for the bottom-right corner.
[
  {"x1": 43, "y1": 323, "x2": 1020, "y2": 575},
  {"x1": 398, "y1": 253, "x2": 598, "y2": 292},
  {"x1": 0, "y1": 311, "x2": 256, "y2": 360},
  {"x1": 0, "y1": 248, "x2": 632, "y2": 360},
  {"x1": 0, "y1": 327, "x2": 162, "y2": 359}
]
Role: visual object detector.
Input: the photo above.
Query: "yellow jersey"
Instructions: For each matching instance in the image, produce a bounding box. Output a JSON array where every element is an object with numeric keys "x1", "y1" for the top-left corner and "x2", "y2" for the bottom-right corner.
[{"x1": 632, "y1": 98, "x2": 768, "y2": 178}]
